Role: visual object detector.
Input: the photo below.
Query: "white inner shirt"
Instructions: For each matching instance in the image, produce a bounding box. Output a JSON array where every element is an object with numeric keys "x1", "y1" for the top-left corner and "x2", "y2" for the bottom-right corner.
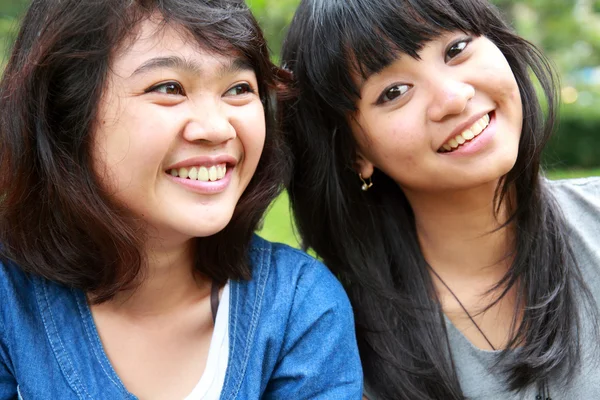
[{"x1": 183, "y1": 282, "x2": 230, "y2": 400}]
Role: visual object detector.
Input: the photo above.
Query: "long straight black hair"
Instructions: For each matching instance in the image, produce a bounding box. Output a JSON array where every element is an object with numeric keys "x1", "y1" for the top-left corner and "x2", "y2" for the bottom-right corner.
[{"x1": 281, "y1": 0, "x2": 598, "y2": 398}]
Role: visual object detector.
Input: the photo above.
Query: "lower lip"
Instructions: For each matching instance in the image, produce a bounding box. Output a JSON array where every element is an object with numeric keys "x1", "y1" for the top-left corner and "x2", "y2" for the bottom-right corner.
[
  {"x1": 441, "y1": 112, "x2": 496, "y2": 156},
  {"x1": 166, "y1": 167, "x2": 233, "y2": 194}
]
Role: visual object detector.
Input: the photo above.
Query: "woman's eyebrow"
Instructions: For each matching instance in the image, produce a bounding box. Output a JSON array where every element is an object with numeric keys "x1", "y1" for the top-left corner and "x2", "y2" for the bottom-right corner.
[
  {"x1": 130, "y1": 56, "x2": 201, "y2": 77},
  {"x1": 216, "y1": 58, "x2": 254, "y2": 80},
  {"x1": 129, "y1": 56, "x2": 253, "y2": 78}
]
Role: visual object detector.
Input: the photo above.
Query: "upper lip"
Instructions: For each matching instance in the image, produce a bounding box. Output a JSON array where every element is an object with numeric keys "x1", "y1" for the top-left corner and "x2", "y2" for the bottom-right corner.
[
  {"x1": 165, "y1": 155, "x2": 238, "y2": 170},
  {"x1": 437, "y1": 110, "x2": 492, "y2": 149}
]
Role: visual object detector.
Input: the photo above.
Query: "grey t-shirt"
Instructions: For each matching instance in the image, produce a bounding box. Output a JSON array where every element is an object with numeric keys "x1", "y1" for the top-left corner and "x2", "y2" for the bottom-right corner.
[{"x1": 367, "y1": 177, "x2": 600, "y2": 399}]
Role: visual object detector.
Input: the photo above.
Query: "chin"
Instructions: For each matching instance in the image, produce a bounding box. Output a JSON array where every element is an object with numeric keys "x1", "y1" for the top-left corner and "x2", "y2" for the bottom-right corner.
[
  {"x1": 470, "y1": 145, "x2": 519, "y2": 185},
  {"x1": 190, "y1": 214, "x2": 236, "y2": 239}
]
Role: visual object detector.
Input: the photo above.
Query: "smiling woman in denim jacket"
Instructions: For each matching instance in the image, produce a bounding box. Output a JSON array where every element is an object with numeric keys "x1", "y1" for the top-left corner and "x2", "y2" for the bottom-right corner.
[{"x1": 0, "y1": 0, "x2": 362, "y2": 399}]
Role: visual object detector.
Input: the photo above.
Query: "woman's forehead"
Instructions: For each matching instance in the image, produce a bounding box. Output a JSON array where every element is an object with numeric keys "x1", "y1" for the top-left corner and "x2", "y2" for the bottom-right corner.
[{"x1": 111, "y1": 17, "x2": 248, "y2": 76}]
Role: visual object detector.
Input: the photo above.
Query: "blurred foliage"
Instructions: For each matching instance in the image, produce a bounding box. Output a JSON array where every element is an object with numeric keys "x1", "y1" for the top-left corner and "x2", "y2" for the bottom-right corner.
[
  {"x1": 246, "y1": 0, "x2": 300, "y2": 62},
  {"x1": 0, "y1": 0, "x2": 27, "y2": 66},
  {"x1": 492, "y1": 0, "x2": 600, "y2": 75},
  {"x1": 544, "y1": 104, "x2": 600, "y2": 169},
  {"x1": 0, "y1": 0, "x2": 28, "y2": 18}
]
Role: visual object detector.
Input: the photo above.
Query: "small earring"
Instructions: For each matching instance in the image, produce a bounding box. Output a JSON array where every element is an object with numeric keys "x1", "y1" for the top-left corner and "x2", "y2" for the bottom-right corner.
[{"x1": 359, "y1": 173, "x2": 373, "y2": 191}]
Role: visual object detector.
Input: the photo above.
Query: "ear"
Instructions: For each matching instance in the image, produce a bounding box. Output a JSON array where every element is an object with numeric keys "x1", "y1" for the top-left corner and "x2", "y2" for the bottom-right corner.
[{"x1": 354, "y1": 150, "x2": 375, "y2": 179}]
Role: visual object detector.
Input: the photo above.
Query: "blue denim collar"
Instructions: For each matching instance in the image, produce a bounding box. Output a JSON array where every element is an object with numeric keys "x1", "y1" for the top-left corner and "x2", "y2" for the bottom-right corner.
[{"x1": 32, "y1": 236, "x2": 272, "y2": 399}]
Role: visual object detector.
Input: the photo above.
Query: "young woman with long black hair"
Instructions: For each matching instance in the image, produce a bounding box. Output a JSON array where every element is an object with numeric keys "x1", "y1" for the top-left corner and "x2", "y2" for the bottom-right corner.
[
  {"x1": 281, "y1": 0, "x2": 600, "y2": 398},
  {"x1": 0, "y1": 0, "x2": 363, "y2": 398}
]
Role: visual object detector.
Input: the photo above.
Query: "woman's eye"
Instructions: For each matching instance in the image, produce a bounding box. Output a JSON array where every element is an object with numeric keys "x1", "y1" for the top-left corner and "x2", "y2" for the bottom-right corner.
[
  {"x1": 445, "y1": 38, "x2": 471, "y2": 62},
  {"x1": 146, "y1": 81, "x2": 185, "y2": 96},
  {"x1": 224, "y1": 83, "x2": 254, "y2": 97},
  {"x1": 377, "y1": 84, "x2": 410, "y2": 104}
]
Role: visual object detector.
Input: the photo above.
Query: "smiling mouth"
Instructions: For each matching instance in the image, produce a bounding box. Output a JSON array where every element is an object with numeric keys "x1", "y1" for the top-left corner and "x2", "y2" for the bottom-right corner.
[
  {"x1": 438, "y1": 113, "x2": 491, "y2": 153},
  {"x1": 167, "y1": 163, "x2": 228, "y2": 182}
]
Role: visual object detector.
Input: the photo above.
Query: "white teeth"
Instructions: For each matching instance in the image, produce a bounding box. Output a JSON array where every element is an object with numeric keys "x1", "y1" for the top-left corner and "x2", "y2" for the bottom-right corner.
[
  {"x1": 471, "y1": 122, "x2": 483, "y2": 135},
  {"x1": 178, "y1": 167, "x2": 189, "y2": 179},
  {"x1": 462, "y1": 129, "x2": 474, "y2": 140},
  {"x1": 439, "y1": 113, "x2": 491, "y2": 152},
  {"x1": 198, "y1": 166, "x2": 209, "y2": 181},
  {"x1": 167, "y1": 163, "x2": 228, "y2": 182},
  {"x1": 208, "y1": 166, "x2": 217, "y2": 182},
  {"x1": 217, "y1": 165, "x2": 226, "y2": 179}
]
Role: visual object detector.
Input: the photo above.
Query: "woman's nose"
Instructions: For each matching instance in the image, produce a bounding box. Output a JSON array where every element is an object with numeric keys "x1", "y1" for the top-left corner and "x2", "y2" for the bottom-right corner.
[
  {"x1": 427, "y1": 79, "x2": 475, "y2": 122},
  {"x1": 182, "y1": 101, "x2": 236, "y2": 145}
]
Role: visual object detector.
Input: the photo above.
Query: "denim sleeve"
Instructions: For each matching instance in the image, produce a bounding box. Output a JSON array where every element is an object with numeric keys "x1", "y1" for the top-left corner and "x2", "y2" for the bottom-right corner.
[
  {"x1": 0, "y1": 357, "x2": 16, "y2": 400},
  {"x1": 0, "y1": 303, "x2": 17, "y2": 399},
  {"x1": 263, "y1": 260, "x2": 363, "y2": 399}
]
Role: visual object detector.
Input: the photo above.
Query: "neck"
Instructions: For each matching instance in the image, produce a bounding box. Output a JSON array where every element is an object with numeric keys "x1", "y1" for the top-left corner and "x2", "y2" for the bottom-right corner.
[
  {"x1": 97, "y1": 238, "x2": 210, "y2": 316},
  {"x1": 405, "y1": 181, "x2": 514, "y2": 280}
]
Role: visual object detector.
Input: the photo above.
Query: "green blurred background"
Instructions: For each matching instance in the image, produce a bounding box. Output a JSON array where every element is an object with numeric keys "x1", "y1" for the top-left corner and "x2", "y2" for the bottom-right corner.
[{"x1": 1, "y1": 0, "x2": 600, "y2": 248}]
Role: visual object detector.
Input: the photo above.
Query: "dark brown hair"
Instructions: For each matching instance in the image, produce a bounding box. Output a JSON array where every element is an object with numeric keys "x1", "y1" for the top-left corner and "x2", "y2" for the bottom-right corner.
[{"x1": 0, "y1": 0, "x2": 287, "y2": 303}]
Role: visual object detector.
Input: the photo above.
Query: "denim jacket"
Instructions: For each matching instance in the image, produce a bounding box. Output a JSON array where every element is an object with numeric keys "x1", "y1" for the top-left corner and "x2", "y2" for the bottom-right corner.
[{"x1": 0, "y1": 236, "x2": 363, "y2": 399}]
